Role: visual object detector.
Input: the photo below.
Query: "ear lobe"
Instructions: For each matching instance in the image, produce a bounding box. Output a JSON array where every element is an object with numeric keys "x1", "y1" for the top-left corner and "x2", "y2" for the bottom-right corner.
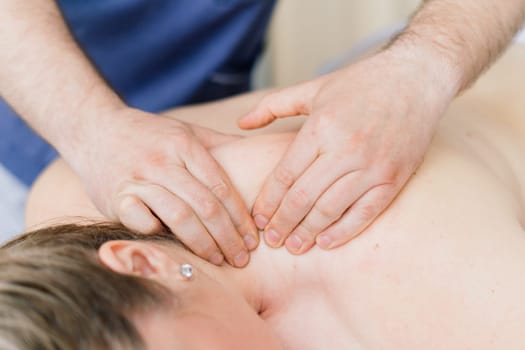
[{"x1": 98, "y1": 241, "x2": 169, "y2": 278}]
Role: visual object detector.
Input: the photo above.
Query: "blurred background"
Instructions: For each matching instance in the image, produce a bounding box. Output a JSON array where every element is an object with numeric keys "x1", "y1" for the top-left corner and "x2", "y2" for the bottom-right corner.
[{"x1": 260, "y1": 0, "x2": 420, "y2": 87}]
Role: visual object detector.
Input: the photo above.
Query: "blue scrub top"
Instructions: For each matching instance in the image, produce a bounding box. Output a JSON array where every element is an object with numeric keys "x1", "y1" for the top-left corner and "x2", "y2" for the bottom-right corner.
[{"x1": 0, "y1": 0, "x2": 276, "y2": 185}]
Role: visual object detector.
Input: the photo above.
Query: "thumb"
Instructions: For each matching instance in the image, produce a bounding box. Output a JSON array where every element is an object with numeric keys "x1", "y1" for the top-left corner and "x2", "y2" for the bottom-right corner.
[
  {"x1": 238, "y1": 82, "x2": 318, "y2": 130},
  {"x1": 190, "y1": 125, "x2": 243, "y2": 149}
]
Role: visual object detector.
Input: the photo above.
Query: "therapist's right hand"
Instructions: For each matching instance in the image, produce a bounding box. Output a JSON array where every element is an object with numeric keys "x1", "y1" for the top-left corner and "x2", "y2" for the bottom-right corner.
[{"x1": 72, "y1": 107, "x2": 258, "y2": 268}]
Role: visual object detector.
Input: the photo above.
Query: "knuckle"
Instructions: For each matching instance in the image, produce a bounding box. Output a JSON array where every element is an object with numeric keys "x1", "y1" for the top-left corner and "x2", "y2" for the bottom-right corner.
[
  {"x1": 342, "y1": 132, "x2": 365, "y2": 152},
  {"x1": 294, "y1": 97, "x2": 311, "y2": 116},
  {"x1": 170, "y1": 125, "x2": 192, "y2": 139},
  {"x1": 223, "y1": 240, "x2": 245, "y2": 258},
  {"x1": 286, "y1": 187, "x2": 312, "y2": 211},
  {"x1": 141, "y1": 221, "x2": 163, "y2": 235},
  {"x1": 118, "y1": 195, "x2": 141, "y2": 214},
  {"x1": 170, "y1": 128, "x2": 193, "y2": 151},
  {"x1": 168, "y1": 205, "x2": 193, "y2": 226},
  {"x1": 377, "y1": 183, "x2": 396, "y2": 201},
  {"x1": 210, "y1": 180, "x2": 231, "y2": 202},
  {"x1": 127, "y1": 166, "x2": 146, "y2": 182},
  {"x1": 295, "y1": 224, "x2": 316, "y2": 242},
  {"x1": 193, "y1": 242, "x2": 218, "y2": 260},
  {"x1": 144, "y1": 152, "x2": 167, "y2": 169},
  {"x1": 316, "y1": 111, "x2": 337, "y2": 127},
  {"x1": 177, "y1": 230, "x2": 217, "y2": 260},
  {"x1": 356, "y1": 203, "x2": 377, "y2": 223},
  {"x1": 200, "y1": 198, "x2": 222, "y2": 220},
  {"x1": 253, "y1": 199, "x2": 276, "y2": 218},
  {"x1": 274, "y1": 165, "x2": 296, "y2": 188},
  {"x1": 313, "y1": 203, "x2": 337, "y2": 222},
  {"x1": 117, "y1": 195, "x2": 145, "y2": 223},
  {"x1": 211, "y1": 231, "x2": 243, "y2": 256},
  {"x1": 379, "y1": 163, "x2": 400, "y2": 183}
]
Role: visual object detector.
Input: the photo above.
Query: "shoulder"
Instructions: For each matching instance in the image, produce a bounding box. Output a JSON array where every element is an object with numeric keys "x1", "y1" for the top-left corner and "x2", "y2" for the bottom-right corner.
[{"x1": 25, "y1": 159, "x2": 104, "y2": 229}]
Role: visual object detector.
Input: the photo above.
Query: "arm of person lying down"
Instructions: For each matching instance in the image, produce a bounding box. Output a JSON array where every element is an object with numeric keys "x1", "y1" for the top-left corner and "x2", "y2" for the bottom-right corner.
[{"x1": 238, "y1": 0, "x2": 525, "y2": 255}]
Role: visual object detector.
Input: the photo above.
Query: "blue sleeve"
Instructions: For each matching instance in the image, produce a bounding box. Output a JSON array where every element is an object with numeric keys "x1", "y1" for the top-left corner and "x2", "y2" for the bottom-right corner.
[{"x1": 0, "y1": 0, "x2": 276, "y2": 185}]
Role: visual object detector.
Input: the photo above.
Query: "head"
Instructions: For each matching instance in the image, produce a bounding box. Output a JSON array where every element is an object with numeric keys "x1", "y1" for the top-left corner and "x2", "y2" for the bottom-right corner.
[{"x1": 0, "y1": 223, "x2": 281, "y2": 350}]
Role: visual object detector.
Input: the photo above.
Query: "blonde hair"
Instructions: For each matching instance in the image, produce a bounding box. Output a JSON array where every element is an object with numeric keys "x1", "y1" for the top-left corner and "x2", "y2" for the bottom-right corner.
[{"x1": 0, "y1": 223, "x2": 180, "y2": 350}]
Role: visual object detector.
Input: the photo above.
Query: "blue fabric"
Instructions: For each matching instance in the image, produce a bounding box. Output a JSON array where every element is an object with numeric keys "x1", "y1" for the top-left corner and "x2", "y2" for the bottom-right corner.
[{"x1": 0, "y1": 0, "x2": 276, "y2": 185}]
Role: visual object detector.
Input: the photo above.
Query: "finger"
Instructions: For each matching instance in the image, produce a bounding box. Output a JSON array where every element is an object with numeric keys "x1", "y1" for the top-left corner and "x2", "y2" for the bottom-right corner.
[
  {"x1": 316, "y1": 184, "x2": 398, "y2": 250},
  {"x1": 126, "y1": 183, "x2": 225, "y2": 266},
  {"x1": 182, "y1": 142, "x2": 259, "y2": 252},
  {"x1": 237, "y1": 82, "x2": 317, "y2": 130},
  {"x1": 155, "y1": 167, "x2": 250, "y2": 268},
  {"x1": 254, "y1": 133, "x2": 319, "y2": 247},
  {"x1": 117, "y1": 194, "x2": 164, "y2": 235},
  {"x1": 283, "y1": 169, "x2": 369, "y2": 254},
  {"x1": 267, "y1": 154, "x2": 354, "y2": 249}
]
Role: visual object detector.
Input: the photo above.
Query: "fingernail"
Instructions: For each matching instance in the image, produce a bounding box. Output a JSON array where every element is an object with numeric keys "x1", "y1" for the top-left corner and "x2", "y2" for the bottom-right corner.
[
  {"x1": 210, "y1": 253, "x2": 224, "y2": 265},
  {"x1": 234, "y1": 251, "x2": 249, "y2": 267},
  {"x1": 254, "y1": 214, "x2": 269, "y2": 229},
  {"x1": 316, "y1": 235, "x2": 332, "y2": 249},
  {"x1": 265, "y1": 229, "x2": 281, "y2": 246},
  {"x1": 244, "y1": 234, "x2": 258, "y2": 251},
  {"x1": 285, "y1": 234, "x2": 303, "y2": 252}
]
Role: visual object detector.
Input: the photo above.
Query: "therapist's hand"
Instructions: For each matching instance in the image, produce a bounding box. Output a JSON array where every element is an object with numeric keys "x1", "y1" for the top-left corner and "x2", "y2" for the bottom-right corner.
[
  {"x1": 238, "y1": 48, "x2": 459, "y2": 254},
  {"x1": 74, "y1": 108, "x2": 258, "y2": 267}
]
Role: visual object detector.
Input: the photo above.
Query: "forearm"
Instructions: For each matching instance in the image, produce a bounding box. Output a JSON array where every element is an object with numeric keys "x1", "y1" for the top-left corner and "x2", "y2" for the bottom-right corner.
[
  {"x1": 392, "y1": 0, "x2": 525, "y2": 93},
  {"x1": 0, "y1": 1, "x2": 125, "y2": 158}
]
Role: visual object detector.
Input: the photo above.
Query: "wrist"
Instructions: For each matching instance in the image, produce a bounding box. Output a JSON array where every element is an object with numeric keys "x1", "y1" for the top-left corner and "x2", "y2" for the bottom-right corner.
[
  {"x1": 385, "y1": 31, "x2": 464, "y2": 100},
  {"x1": 56, "y1": 89, "x2": 128, "y2": 165}
]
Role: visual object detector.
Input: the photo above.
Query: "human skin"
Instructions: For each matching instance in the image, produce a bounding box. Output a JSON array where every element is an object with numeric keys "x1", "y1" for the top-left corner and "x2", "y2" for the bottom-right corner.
[
  {"x1": 26, "y1": 46, "x2": 525, "y2": 349},
  {"x1": 0, "y1": 0, "x2": 257, "y2": 267},
  {"x1": 238, "y1": 0, "x2": 525, "y2": 255},
  {"x1": 3, "y1": 1, "x2": 525, "y2": 268}
]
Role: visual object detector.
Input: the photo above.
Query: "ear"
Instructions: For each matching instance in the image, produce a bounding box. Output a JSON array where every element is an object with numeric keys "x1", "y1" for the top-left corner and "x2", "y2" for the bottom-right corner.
[{"x1": 98, "y1": 241, "x2": 171, "y2": 279}]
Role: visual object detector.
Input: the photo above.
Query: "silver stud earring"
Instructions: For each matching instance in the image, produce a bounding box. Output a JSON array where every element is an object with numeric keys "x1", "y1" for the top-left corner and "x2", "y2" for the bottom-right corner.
[{"x1": 180, "y1": 263, "x2": 194, "y2": 280}]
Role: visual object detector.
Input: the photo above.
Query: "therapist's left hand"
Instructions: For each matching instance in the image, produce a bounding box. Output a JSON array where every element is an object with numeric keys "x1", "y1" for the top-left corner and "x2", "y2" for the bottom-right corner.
[{"x1": 238, "y1": 47, "x2": 459, "y2": 254}]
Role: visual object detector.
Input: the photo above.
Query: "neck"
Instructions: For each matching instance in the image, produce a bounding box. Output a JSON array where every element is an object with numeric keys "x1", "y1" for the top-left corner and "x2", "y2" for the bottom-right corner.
[{"x1": 216, "y1": 243, "x2": 299, "y2": 315}]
